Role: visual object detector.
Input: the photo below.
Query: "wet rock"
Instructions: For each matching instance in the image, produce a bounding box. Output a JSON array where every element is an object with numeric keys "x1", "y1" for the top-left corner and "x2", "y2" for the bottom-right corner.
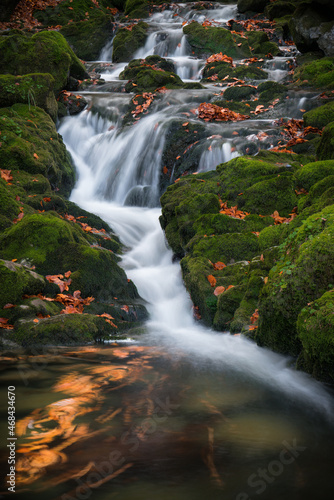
[{"x1": 317, "y1": 121, "x2": 334, "y2": 160}]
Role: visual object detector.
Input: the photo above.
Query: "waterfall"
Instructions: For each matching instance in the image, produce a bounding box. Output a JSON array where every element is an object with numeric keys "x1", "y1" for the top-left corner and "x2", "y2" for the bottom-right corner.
[{"x1": 58, "y1": 2, "x2": 334, "y2": 416}]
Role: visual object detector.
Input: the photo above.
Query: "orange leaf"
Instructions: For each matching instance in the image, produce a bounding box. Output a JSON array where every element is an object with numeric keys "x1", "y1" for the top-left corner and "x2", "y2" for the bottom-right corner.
[
  {"x1": 182, "y1": 122, "x2": 189, "y2": 127},
  {"x1": 214, "y1": 286, "x2": 225, "y2": 296},
  {"x1": 43, "y1": 197, "x2": 51, "y2": 203},
  {"x1": 0, "y1": 169, "x2": 13, "y2": 182},
  {"x1": 163, "y1": 166, "x2": 168, "y2": 174},
  {"x1": 213, "y1": 261, "x2": 226, "y2": 270},
  {"x1": 33, "y1": 153, "x2": 39, "y2": 159},
  {"x1": 121, "y1": 305, "x2": 129, "y2": 313},
  {"x1": 207, "y1": 275, "x2": 217, "y2": 287},
  {"x1": 33, "y1": 318, "x2": 39, "y2": 323}
]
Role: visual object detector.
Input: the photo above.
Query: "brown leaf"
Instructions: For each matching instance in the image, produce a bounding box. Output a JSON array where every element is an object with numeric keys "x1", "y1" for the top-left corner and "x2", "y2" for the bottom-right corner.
[{"x1": 207, "y1": 275, "x2": 217, "y2": 287}]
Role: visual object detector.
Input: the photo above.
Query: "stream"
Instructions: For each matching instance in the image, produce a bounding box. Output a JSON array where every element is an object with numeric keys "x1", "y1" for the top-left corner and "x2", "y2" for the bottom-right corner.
[{"x1": 1, "y1": 3, "x2": 334, "y2": 499}]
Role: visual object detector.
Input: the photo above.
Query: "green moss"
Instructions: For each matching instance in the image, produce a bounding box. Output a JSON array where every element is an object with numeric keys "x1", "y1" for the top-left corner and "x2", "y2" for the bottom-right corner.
[
  {"x1": 0, "y1": 74, "x2": 57, "y2": 121},
  {"x1": 258, "y1": 224, "x2": 285, "y2": 250},
  {"x1": 230, "y1": 298, "x2": 257, "y2": 333},
  {"x1": 0, "y1": 31, "x2": 88, "y2": 93},
  {"x1": 183, "y1": 22, "x2": 251, "y2": 59},
  {"x1": 264, "y1": 1, "x2": 296, "y2": 20},
  {"x1": 297, "y1": 291, "x2": 334, "y2": 382},
  {"x1": 0, "y1": 179, "x2": 21, "y2": 221},
  {"x1": 317, "y1": 121, "x2": 334, "y2": 160},
  {"x1": 293, "y1": 57, "x2": 334, "y2": 89},
  {"x1": 213, "y1": 285, "x2": 246, "y2": 330},
  {"x1": 257, "y1": 80, "x2": 287, "y2": 101},
  {"x1": 60, "y1": 16, "x2": 114, "y2": 60},
  {"x1": 239, "y1": 172, "x2": 298, "y2": 217},
  {"x1": 0, "y1": 104, "x2": 75, "y2": 196},
  {"x1": 223, "y1": 85, "x2": 258, "y2": 101},
  {"x1": 11, "y1": 314, "x2": 116, "y2": 347},
  {"x1": 125, "y1": 0, "x2": 149, "y2": 18},
  {"x1": 112, "y1": 21, "x2": 149, "y2": 62},
  {"x1": 295, "y1": 160, "x2": 334, "y2": 190},
  {"x1": 303, "y1": 102, "x2": 334, "y2": 129},
  {"x1": 257, "y1": 205, "x2": 334, "y2": 355},
  {"x1": 189, "y1": 232, "x2": 260, "y2": 263},
  {"x1": 0, "y1": 260, "x2": 45, "y2": 308}
]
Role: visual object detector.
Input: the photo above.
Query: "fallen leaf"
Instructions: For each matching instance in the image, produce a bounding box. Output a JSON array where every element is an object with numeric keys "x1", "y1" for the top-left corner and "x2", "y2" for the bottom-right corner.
[{"x1": 207, "y1": 275, "x2": 217, "y2": 287}]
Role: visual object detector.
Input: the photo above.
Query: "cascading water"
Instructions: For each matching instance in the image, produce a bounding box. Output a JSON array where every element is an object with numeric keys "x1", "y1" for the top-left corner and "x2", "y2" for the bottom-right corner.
[
  {"x1": 59, "y1": 3, "x2": 333, "y2": 415},
  {"x1": 2, "y1": 4, "x2": 334, "y2": 499}
]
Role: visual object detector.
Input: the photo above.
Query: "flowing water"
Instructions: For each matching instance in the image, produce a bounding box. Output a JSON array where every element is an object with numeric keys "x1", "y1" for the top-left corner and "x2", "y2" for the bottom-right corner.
[{"x1": 1, "y1": 3, "x2": 334, "y2": 499}]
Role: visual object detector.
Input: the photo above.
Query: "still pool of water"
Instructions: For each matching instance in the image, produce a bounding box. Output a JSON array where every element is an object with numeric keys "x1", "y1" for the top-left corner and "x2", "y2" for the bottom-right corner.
[{"x1": 1, "y1": 344, "x2": 334, "y2": 500}]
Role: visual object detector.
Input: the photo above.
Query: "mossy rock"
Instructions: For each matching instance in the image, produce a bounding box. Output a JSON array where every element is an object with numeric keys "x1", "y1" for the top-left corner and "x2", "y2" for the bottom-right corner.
[
  {"x1": 183, "y1": 22, "x2": 251, "y2": 59},
  {"x1": 112, "y1": 21, "x2": 149, "y2": 62},
  {"x1": 189, "y1": 232, "x2": 260, "y2": 264},
  {"x1": 0, "y1": 104, "x2": 75, "y2": 197},
  {"x1": 293, "y1": 57, "x2": 334, "y2": 89},
  {"x1": 34, "y1": 0, "x2": 115, "y2": 60},
  {"x1": 258, "y1": 223, "x2": 285, "y2": 250},
  {"x1": 264, "y1": 1, "x2": 297, "y2": 20},
  {"x1": 0, "y1": 31, "x2": 88, "y2": 93},
  {"x1": 0, "y1": 179, "x2": 21, "y2": 221},
  {"x1": 238, "y1": 172, "x2": 298, "y2": 217},
  {"x1": 297, "y1": 290, "x2": 334, "y2": 382},
  {"x1": 125, "y1": 0, "x2": 149, "y2": 18},
  {"x1": 217, "y1": 64, "x2": 268, "y2": 82},
  {"x1": 303, "y1": 102, "x2": 334, "y2": 129},
  {"x1": 257, "y1": 80, "x2": 288, "y2": 101},
  {"x1": 59, "y1": 16, "x2": 114, "y2": 60},
  {"x1": 246, "y1": 30, "x2": 280, "y2": 57},
  {"x1": 230, "y1": 298, "x2": 258, "y2": 333},
  {"x1": 256, "y1": 205, "x2": 334, "y2": 355},
  {"x1": 317, "y1": 121, "x2": 334, "y2": 160},
  {"x1": 295, "y1": 160, "x2": 334, "y2": 190},
  {"x1": 0, "y1": 212, "x2": 138, "y2": 303},
  {"x1": 0, "y1": 260, "x2": 45, "y2": 308},
  {"x1": 0, "y1": 74, "x2": 57, "y2": 121},
  {"x1": 213, "y1": 285, "x2": 246, "y2": 330},
  {"x1": 123, "y1": 66, "x2": 184, "y2": 92},
  {"x1": 180, "y1": 255, "x2": 218, "y2": 325},
  {"x1": 10, "y1": 314, "x2": 116, "y2": 347},
  {"x1": 237, "y1": 0, "x2": 271, "y2": 13},
  {"x1": 223, "y1": 85, "x2": 258, "y2": 101}
]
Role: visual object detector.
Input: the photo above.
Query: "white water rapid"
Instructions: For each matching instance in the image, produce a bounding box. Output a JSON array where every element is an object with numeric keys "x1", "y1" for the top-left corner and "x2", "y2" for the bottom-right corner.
[{"x1": 58, "y1": 2, "x2": 333, "y2": 417}]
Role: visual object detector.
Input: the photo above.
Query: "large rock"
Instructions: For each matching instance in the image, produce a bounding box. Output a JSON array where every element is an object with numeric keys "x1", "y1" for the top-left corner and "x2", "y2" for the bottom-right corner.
[
  {"x1": 112, "y1": 21, "x2": 148, "y2": 62},
  {"x1": 289, "y1": 4, "x2": 334, "y2": 56},
  {"x1": 237, "y1": 0, "x2": 271, "y2": 13},
  {"x1": 0, "y1": 104, "x2": 75, "y2": 197},
  {"x1": 0, "y1": 31, "x2": 88, "y2": 93},
  {"x1": 183, "y1": 22, "x2": 251, "y2": 59},
  {"x1": 0, "y1": 74, "x2": 57, "y2": 121},
  {"x1": 0, "y1": 260, "x2": 45, "y2": 308}
]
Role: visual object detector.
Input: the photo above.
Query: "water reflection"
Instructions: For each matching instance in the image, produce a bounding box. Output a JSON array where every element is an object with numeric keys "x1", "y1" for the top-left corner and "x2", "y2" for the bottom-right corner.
[{"x1": 1, "y1": 345, "x2": 333, "y2": 500}]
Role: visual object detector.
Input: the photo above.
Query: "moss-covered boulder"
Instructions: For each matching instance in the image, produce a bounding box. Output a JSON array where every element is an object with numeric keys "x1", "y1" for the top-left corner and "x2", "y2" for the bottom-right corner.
[
  {"x1": 317, "y1": 121, "x2": 334, "y2": 160},
  {"x1": 293, "y1": 57, "x2": 334, "y2": 89},
  {"x1": 264, "y1": 1, "x2": 297, "y2": 20},
  {"x1": 0, "y1": 104, "x2": 75, "y2": 197},
  {"x1": 112, "y1": 21, "x2": 149, "y2": 62},
  {"x1": 256, "y1": 205, "x2": 334, "y2": 356},
  {"x1": 183, "y1": 22, "x2": 251, "y2": 59},
  {"x1": 33, "y1": 0, "x2": 115, "y2": 60},
  {"x1": 0, "y1": 74, "x2": 57, "y2": 121},
  {"x1": 0, "y1": 212, "x2": 138, "y2": 302},
  {"x1": 246, "y1": 30, "x2": 280, "y2": 57},
  {"x1": 294, "y1": 160, "x2": 334, "y2": 190},
  {"x1": 297, "y1": 290, "x2": 334, "y2": 382},
  {"x1": 125, "y1": 0, "x2": 149, "y2": 19},
  {"x1": 0, "y1": 31, "x2": 88, "y2": 93},
  {"x1": 11, "y1": 314, "x2": 117, "y2": 347},
  {"x1": 303, "y1": 102, "x2": 334, "y2": 129},
  {"x1": 120, "y1": 56, "x2": 184, "y2": 92},
  {"x1": 0, "y1": 260, "x2": 45, "y2": 308}
]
